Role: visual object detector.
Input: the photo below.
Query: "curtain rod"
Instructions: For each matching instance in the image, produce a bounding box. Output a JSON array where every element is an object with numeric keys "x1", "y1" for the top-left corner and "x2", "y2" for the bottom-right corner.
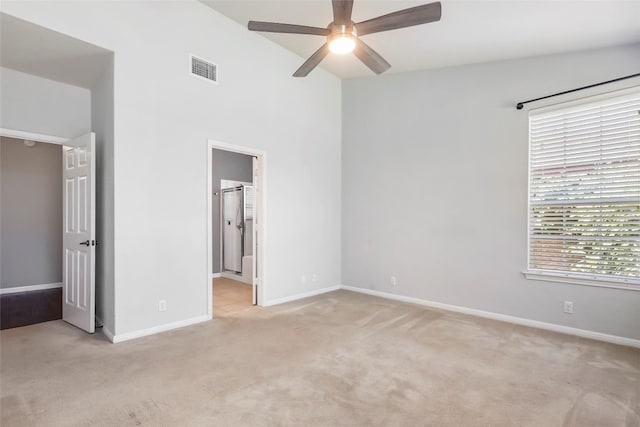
[{"x1": 516, "y1": 72, "x2": 640, "y2": 110}]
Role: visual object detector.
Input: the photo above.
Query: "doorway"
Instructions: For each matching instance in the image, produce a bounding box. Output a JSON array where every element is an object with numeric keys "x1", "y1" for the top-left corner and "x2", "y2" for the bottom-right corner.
[
  {"x1": 0, "y1": 134, "x2": 63, "y2": 329},
  {"x1": 207, "y1": 140, "x2": 265, "y2": 319},
  {"x1": 0, "y1": 129, "x2": 96, "y2": 333}
]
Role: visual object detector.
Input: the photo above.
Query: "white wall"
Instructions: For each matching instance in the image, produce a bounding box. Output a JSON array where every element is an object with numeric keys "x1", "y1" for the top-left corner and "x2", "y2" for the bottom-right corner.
[
  {"x1": 0, "y1": 67, "x2": 90, "y2": 137},
  {"x1": 342, "y1": 43, "x2": 640, "y2": 340},
  {"x1": 0, "y1": 1, "x2": 342, "y2": 337},
  {"x1": 90, "y1": 56, "x2": 115, "y2": 333}
]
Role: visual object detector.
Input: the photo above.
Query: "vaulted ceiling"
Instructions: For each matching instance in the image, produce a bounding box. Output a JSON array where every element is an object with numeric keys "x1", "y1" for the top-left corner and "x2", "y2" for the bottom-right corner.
[{"x1": 202, "y1": 0, "x2": 640, "y2": 79}]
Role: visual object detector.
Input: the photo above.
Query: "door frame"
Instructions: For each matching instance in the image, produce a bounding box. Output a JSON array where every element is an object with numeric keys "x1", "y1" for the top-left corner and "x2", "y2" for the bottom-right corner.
[
  {"x1": 207, "y1": 139, "x2": 266, "y2": 318},
  {"x1": 0, "y1": 128, "x2": 69, "y2": 145}
]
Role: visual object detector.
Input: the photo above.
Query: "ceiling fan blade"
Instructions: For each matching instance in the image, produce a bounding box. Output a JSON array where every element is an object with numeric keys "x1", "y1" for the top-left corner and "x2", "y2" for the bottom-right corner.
[
  {"x1": 248, "y1": 21, "x2": 330, "y2": 36},
  {"x1": 293, "y1": 43, "x2": 330, "y2": 77},
  {"x1": 356, "y1": 2, "x2": 441, "y2": 36},
  {"x1": 332, "y1": 0, "x2": 354, "y2": 26},
  {"x1": 353, "y1": 39, "x2": 391, "y2": 75}
]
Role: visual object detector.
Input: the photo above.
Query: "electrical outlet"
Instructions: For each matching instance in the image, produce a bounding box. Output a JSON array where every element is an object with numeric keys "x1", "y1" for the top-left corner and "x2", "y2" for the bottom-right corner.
[
  {"x1": 312, "y1": 274, "x2": 318, "y2": 283},
  {"x1": 301, "y1": 275, "x2": 307, "y2": 284},
  {"x1": 390, "y1": 276, "x2": 397, "y2": 286},
  {"x1": 159, "y1": 300, "x2": 167, "y2": 312},
  {"x1": 563, "y1": 301, "x2": 573, "y2": 314}
]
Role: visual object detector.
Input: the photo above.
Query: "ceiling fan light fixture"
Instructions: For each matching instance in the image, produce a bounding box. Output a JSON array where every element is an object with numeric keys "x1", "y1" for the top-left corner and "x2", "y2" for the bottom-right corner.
[
  {"x1": 328, "y1": 30, "x2": 356, "y2": 55},
  {"x1": 329, "y1": 34, "x2": 356, "y2": 54}
]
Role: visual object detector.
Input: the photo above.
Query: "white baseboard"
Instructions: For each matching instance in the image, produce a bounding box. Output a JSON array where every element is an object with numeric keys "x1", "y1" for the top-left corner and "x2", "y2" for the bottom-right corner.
[
  {"x1": 95, "y1": 316, "x2": 115, "y2": 343},
  {"x1": 341, "y1": 285, "x2": 640, "y2": 349},
  {"x1": 102, "y1": 326, "x2": 115, "y2": 343},
  {"x1": 102, "y1": 284, "x2": 639, "y2": 348},
  {"x1": 0, "y1": 282, "x2": 63, "y2": 295},
  {"x1": 112, "y1": 314, "x2": 209, "y2": 344},
  {"x1": 264, "y1": 285, "x2": 341, "y2": 307},
  {"x1": 221, "y1": 271, "x2": 242, "y2": 280},
  {"x1": 210, "y1": 273, "x2": 221, "y2": 279}
]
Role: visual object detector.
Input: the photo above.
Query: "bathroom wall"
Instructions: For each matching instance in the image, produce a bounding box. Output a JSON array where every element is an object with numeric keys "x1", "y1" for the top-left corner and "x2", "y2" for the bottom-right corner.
[{"x1": 211, "y1": 148, "x2": 253, "y2": 274}]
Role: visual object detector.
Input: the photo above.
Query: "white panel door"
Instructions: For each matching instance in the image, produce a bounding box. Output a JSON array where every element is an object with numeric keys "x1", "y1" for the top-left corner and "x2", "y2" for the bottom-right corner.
[{"x1": 62, "y1": 132, "x2": 96, "y2": 333}]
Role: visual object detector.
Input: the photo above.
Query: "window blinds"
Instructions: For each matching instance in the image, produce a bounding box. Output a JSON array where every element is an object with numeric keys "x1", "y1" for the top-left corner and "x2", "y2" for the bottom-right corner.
[{"x1": 528, "y1": 91, "x2": 640, "y2": 283}]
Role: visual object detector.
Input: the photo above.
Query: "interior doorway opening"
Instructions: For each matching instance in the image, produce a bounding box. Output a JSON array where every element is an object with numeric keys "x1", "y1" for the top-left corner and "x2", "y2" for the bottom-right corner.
[
  {"x1": 1, "y1": 13, "x2": 115, "y2": 338},
  {"x1": 207, "y1": 141, "x2": 265, "y2": 319},
  {"x1": 0, "y1": 130, "x2": 96, "y2": 333},
  {"x1": 0, "y1": 134, "x2": 63, "y2": 329}
]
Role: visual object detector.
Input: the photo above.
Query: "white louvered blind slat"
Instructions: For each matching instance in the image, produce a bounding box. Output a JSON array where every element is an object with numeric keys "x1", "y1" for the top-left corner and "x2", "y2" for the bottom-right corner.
[{"x1": 528, "y1": 91, "x2": 640, "y2": 283}]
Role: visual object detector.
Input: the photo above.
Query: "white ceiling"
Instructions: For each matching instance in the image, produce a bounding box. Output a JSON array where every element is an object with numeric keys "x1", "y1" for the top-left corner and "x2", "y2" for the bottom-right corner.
[
  {"x1": 202, "y1": 0, "x2": 640, "y2": 79},
  {"x1": 0, "y1": 13, "x2": 112, "y2": 89}
]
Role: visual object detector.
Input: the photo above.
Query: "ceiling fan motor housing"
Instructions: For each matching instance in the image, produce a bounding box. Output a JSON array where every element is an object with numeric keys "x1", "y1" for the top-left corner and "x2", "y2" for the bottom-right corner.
[{"x1": 328, "y1": 22, "x2": 357, "y2": 37}]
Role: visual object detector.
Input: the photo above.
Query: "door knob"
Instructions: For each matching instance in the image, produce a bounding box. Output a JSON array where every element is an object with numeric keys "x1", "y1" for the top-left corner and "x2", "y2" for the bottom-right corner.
[{"x1": 79, "y1": 240, "x2": 90, "y2": 246}]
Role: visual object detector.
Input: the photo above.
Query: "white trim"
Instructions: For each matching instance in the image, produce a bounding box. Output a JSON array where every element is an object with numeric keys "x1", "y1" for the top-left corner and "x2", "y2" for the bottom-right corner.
[
  {"x1": 94, "y1": 283, "x2": 639, "y2": 347},
  {"x1": 0, "y1": 128, "x2": 69, "y2": 145},
  {"x1": 102, "y1": 326, "x2": 115, "y2": 343},
  {"x1": 95, "y1": 316, "x2": 115, "y2": 343},
  {"x1": 340, "y1": 286, "x2": 640, "y2": 349},
  {"x1": 208, "y1": 140, "x2": 266, "y2": 157},
  {"x1": 0, "y1": 282, "x2": 63, "y2": 295},
  {"x1": 524, "y1": 271, "x2": 640, "y2": 292},
  {"x1": 527, "y1": 112, "x2": 533, "y2": 286},
  {"x1": 263, "y1": 285, "x2": 341, "y2": 307},
  {"x1": 207, "y1": 141, "x2": 213, "y2": 316},
  {"x1": 210, "y1": 273, "x2": 221, "y2": 279},
  {"x1": 207, "y1": 139, "x2": 267, "y2": 320},
  {"x1": 111, "y1": 315, "x2": 209, "y2": 343},
  {"x1": 221, "y1": 271, "x2": 241, "y2": 280}
]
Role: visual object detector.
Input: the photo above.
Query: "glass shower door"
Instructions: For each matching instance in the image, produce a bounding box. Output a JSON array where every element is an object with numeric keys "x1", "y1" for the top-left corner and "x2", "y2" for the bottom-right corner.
[{"x1": 223, "y1": 188, "x2": 242, "y2": 273}]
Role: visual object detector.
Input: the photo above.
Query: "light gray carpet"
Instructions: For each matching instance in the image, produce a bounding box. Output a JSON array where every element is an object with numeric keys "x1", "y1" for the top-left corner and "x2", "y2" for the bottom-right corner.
[{"x1": 1, "y1": 290, "x2": 639, "y2": 426}]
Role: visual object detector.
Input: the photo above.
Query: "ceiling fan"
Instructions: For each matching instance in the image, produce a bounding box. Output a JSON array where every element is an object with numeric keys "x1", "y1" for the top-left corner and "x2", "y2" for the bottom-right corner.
[{"x1": 248, "y1": 0, "x2": 442, "y2": 77}]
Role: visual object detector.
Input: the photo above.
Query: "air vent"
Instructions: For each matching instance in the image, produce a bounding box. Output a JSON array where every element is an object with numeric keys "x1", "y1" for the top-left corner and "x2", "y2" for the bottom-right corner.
[{"x1": 190, "y1": 55, "x2": 218, "y2": 84}]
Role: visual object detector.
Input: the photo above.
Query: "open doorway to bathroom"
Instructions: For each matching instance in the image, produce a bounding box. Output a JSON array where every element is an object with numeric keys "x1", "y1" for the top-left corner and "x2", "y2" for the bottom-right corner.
[
  {"x1": 216, "y1": 177, "x2": 253, "y2": 315},
  {"x1": 207, "y1": 141, "x2": 265, "y2": 318}
]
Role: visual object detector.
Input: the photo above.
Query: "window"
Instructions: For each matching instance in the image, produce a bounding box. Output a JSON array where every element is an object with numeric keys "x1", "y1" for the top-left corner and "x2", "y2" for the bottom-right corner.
[{"x1": 527, "y1": 90, "x2": 640, "y2": 288}]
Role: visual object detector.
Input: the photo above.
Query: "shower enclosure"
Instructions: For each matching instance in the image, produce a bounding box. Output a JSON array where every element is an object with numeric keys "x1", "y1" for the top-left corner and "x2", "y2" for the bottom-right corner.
[{"x1": 222, "y1": 184, "x2": 253, "y2": 275}]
